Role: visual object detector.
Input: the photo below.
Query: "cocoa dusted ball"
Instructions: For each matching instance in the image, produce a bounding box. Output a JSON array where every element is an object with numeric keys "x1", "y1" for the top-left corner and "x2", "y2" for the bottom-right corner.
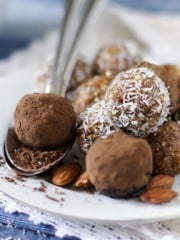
[
  {"x1": 71, "y1": 74, "x2": 112, "y2": 115},
  {"x1": 77, "y1": 100, "x2": 116, "y2": 153},
  {"x1": 86, "y1": 131, "x2": 153, "y2": 197},
  {"x1": 14, "y1": 93, "x2": 76, "y2": 150},
  {"x1": 138, "y1": 62, "x2": 180, "y2": 113},
  {"x1": 148, "y1": 121, "x2": 180, "y2": 176},
  {"x1": 162, "y1": 64, "x2": 180, "y2": 91},
  {"x1": 105, "y1": 66, "x2": 171, "y2": 137},
  {"x1": 93, "y1": 44, "x2": 140, "y2": 75}
]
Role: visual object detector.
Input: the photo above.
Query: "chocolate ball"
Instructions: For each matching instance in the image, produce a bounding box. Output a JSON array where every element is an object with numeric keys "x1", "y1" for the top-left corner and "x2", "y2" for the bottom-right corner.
[
  {"x1": 138, "y1": 62, "x2": 180, "y2": 113},
  {"x1": 77, "y1": 100, "x2": 116, "y2": 153},
  {"x1": 14, "y1": 93, "x2": 76, "y2": 150},
  {"x1": 105, "y1": 66, "x2": 171, "y2": 137},
  {"x1": 86, "y1": 131, "x2": 153, "y2": 197},
  {"x1": 93, "y1": 44, "x2": 140, "y2": 75},
  {"x1": 148, "y1": 121, "x2": 180, "y2": 176}
]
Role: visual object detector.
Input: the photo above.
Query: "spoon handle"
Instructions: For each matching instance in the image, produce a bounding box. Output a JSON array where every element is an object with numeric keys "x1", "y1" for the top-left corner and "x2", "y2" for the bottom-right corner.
[{"x1": 45, "y1": 0, "x2": 107, "y2": 96}]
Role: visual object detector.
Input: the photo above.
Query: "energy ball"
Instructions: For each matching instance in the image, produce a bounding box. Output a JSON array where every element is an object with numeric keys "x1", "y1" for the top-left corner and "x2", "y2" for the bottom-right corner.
[
  {"x1": 14, "y1": 93, "x2": 76, "y2": 150},
  {"x1": 93, "y1": 44, "x2": 140, "y2": 75},
  {"x1": 71, "y1": 74, "x2": 112, "y2": 115},
  {"x1": 68, "y1": 58, "x2": 92, "y2": 91},
  {"x1": 175, "y1": 65, "x2": 180, "y2": 90},
  {"x1": 77, "y1": 100, "x2": 116, "y2": 153},
  {"x1": 105, "y1": 66, "x2": 171, "y2": 137},
  {"x1": 163, "y1": 64, "x2": 180, "y2": 90},
  {"x1": 138, "y1": 62, "x2": 180, "y2": 113},
  {"x1": 148, "y1": 121, "x2": 180, "y2": 176},
  {"x1": 86, "y1": 131, "x2": 153, "y2": 197},
  {"x1": 67, "y1": 57, "x2": 92, "y2": 91}
]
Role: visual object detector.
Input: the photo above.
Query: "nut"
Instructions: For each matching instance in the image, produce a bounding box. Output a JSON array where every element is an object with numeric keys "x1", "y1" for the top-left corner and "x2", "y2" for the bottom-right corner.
[
  {"x1": 73, "y1": 171, "x2": 93, "y2": 188},
  {"x1": 51, "y1": 162, "x2": 81, "y2": 186},
  {"x1": 148, "y1": 174, "x2": 175, "y2": 189},
  {"x1": 140, "y1": 188, "x2": 178, "y2": 204}
]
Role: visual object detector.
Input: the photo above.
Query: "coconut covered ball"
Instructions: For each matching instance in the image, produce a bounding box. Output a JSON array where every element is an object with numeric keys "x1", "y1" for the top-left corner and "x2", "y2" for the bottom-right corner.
[
  {"x1": 93, "y1": 44, "x2": 140, "y2": 75},
  {"x1": 105, "y1": 66, "x2": 171, "y2": 137},
  {"x1": 14, "y1": 93, "x2": 76, "y2": 150},
  {"x1": 148, "y1": 121, "x2": 180, "y2": 176},
  {"x1": 138, "y1": 62, "x2": 180, "y2": 113},
  {"x1": 86, "y1": 131, "x2": 153, "y2": 197},
  {"x1": 77, "y1": 100, "x2": 116, "y2": 153}
]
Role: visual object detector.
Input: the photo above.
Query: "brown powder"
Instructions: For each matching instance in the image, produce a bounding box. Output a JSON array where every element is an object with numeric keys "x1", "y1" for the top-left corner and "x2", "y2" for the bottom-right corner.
[
  {"x1": 33, "y1": 187, "x2": 46, "y2": 192},
  {"x1": 5, "y1": 176, "x2": 16, "y2": 183},
  {"x1": 45, "y1": 194, "x2": 59, "y2": 202},
  {"x1": 11, "y1": 145, "x2": 66, "y2": 171},
  {"x1": 0, "y1": 155, "x2": 4, "y2": 167},
  {"x1": 15, "y1": 175, "x2": 25, "y2": 182},
  {"x1": 33, "y1": 181, "x2": 47, "y2": 192}
]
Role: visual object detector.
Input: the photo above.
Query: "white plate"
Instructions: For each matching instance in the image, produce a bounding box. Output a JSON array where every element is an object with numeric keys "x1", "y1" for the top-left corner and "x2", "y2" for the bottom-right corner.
[{"x1": 0, "y1": 6, "x2": 180, "y2": 223}]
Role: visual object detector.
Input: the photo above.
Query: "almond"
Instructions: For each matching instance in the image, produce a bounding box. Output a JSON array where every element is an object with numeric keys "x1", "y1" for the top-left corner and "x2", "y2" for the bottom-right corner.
[
  {"x1": 73, "y1": 171, "x2": 93, "y2": 188},
  {"x1": 148, "y1": 174, "x2": 175, "y2": 189},
  {"x1": 51, "y1": 162, "x2": 81, "y2": 186},
  {"x1": 140, "y1": 188, "x2": 178, "y2": 204}
]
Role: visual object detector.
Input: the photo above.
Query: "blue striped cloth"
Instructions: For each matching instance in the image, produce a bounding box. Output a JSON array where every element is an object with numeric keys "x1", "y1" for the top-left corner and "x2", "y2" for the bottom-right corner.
[{"x1": 0, "y1": 207, "x2": 80, "y2": 239}]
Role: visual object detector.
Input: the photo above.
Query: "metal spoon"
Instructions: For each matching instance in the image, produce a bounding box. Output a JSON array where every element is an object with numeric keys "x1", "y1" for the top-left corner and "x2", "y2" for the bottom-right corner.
[{"x1": 4, "y1": 0, "x2": 107, "y2": 176}]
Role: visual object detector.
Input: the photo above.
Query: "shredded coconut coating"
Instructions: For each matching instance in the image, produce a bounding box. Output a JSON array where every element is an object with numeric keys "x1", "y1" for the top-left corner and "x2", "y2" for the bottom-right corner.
[
  {"x1": 77, "y1": 100, "x2": 116, "y2": 153},
  {"x1": 105, "y1": 67, "x2": 171, "y2": 136}
]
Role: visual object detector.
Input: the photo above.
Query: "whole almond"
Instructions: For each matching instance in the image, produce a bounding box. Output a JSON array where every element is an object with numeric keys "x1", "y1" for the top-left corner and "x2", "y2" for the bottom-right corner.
[
  {"x1": 140, "y1": 188, "x2": 178, "y2": 204},
  {"x1": 51, "y1": 162, "x2": 81, "y2": 186},
  {"x1": 148, "y1": 174, "x2": 175, "y2": 189},
  {"x1": 73, "y1": 171, "x2": 93, "y2": 188}
]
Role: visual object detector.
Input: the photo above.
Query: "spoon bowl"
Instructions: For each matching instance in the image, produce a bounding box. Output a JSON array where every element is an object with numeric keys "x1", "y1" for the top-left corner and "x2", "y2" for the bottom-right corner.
[{"x1": 4, "y1": 124, "x2": 73, "y2": 176}]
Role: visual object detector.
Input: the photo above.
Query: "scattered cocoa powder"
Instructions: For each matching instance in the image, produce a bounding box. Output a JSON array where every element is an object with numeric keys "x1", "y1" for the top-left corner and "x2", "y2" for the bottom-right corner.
[
  {"x1": 0, "y1": 155, "x2": 4, "y2": 167},
  {"x1": 54, "y1": 188, "x2": 65, "y2": 195},
  {"x1": 11, "y1": 145, "x2": 66, "y2": 171},
  {"x1": 59, "y1": 197, "x2": 65, "y2": 202},
  {"x1": 0, "y1": 160, "x2": 5, "y2": 167},
  {"x1": 45, "y1": 194, "x2": 59, "y2": 202},
  {"x1": 15, "y1": 175, "x2": 26, "y2": 182},
  {"x1": 33, "y1": 181, "x2": 47, "y2": 192},
  {"x1": 5, "y1": 176, "x2": 16, "y2": 183}
]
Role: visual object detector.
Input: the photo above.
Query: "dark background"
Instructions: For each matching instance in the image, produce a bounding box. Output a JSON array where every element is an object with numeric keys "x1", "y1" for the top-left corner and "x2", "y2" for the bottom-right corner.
[{"x1": 0, "y1": 0, "x2": 180, "y2": 59}]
